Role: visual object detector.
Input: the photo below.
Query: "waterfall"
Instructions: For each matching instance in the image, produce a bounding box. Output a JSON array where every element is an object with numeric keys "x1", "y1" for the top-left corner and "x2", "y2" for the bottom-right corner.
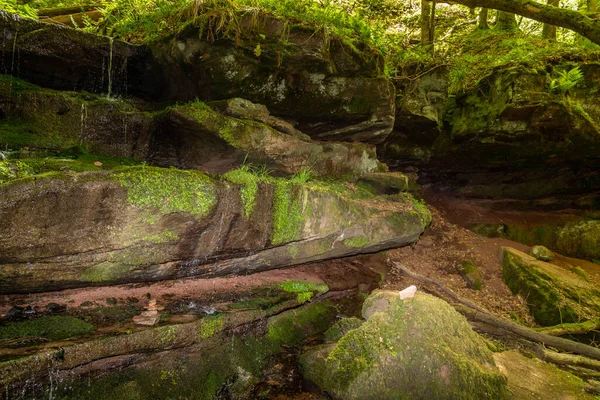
[{"x1": 107, "y1": 37, "x2": 114, "y2": 98}]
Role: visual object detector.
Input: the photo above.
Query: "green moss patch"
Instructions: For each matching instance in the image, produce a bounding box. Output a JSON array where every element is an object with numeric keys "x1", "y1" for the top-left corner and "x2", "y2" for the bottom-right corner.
[
  {"x1": 222, "y1": 164, "x2": 271, "y2": 218},
  {"x1": 343, "y1": 235, "x2": 370, "y2": 248},
  {"x1": 81, "y1": 262, "x2": 137, "y2": 283},
  {"x1": 271, "y1": 181, "x2": 305, "y2": 245},
  {"x1": 279, "y1": 280, "x2": 329, "y2": 304},
  {"x1": 267, "y1": 300, "x2": 336, "y2": 346},
  {"x1": 198, "y1": 315, "x2": 225, "y2": 339},
  {"x1": 0, "y1": 316, "x2": 94, "y2": 342},
  {"x1": 116, "y1": 166, "x2": 217, "y2": 220},
  {"x1": 324, "y1": 317, "x2": 363, "y2": 343}
]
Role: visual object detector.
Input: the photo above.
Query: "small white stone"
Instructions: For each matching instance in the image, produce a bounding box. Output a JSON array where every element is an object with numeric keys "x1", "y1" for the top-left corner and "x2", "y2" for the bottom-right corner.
[{"x1": 399, "y1": 285, "x2": 417, "y2": 300}]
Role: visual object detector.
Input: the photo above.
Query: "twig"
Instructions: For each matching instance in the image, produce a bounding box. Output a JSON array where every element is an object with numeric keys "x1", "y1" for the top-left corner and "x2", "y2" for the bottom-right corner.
[{"x1": 392, "y1": 262, "x2": 487, "y2": 313}]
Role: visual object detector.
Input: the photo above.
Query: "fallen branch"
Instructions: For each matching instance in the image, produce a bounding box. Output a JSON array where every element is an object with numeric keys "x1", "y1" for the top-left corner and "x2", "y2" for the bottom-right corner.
[
  {"x1": 392, "y1": 262, "x2": 487, "y2": 313},
  {"x1": 535, "y1": 320, "x2": 600, "y2": 337},
  {"x1": 586, "y1": 380, "x2": 600, "y2": 395},
  {"x1": 392, "y1": 262, "x2": 600, "y2": 362},
  {"x1": 533, "y1": 344, "x2": 600, "y2": 372}
]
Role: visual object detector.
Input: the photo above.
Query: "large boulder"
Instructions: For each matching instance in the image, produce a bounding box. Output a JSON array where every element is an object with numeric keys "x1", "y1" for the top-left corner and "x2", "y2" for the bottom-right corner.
[
  {"x1": 0, "y1": 11, "x2": 151, "y2": 97},
  {"x1": 299, "y1": 290, "x2": 507, "y2": 399},
  {"x1": 502, "y1": 247, "x2": 600, "y2": 326},
  {"x1": 152, "y1": 11, "x2": 395, "y2": 143},
  {"x1": 156, "y1": 101, "x2": 387, "y2": 176},
  {"x1": 0, "y1": 162, "x2": 429, "y2": 293}
]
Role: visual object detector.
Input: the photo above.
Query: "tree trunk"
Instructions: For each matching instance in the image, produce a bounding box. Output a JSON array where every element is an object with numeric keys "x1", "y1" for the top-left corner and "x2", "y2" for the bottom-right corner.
[
  {"x1": 437, "y1": 0, "x2": 600, "y2": 45},
  {"x1": 542, "y1": 0, "x2": 559, "y2": 40},
  {"x1": 479, "y1": 8, "x2": 489, "y2": 29},
  {"x1": 496, "y1": 11, "x2": 518, "y2": 30},
  {"x1": 429, "y1": 0, "x2": 437, "y2": 44},
  {"x1": 421, "y1": 0, "x2": 433, "y2": 46}
]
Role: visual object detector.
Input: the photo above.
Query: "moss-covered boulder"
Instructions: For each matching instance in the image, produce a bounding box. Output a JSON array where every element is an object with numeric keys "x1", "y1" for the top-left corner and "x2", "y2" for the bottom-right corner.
[
  {"x1": 152, "y1": 11, "x2": 395, "y2": 143},
  {"x1": 502, "y1": 247, "x2": 600, "y2": 326},
  {"x1": 299, "y1": 291, "x2": 507, "y2": 399},
  {"x1": 531, "y1": 245, "x2": 554, "y2": 262},
  {"x1": 160, "y1": 101, "x2": 387, "y2": 177},
  {"x1": 208, "y1": 97, "x2": 311, "y2": 141},
  {"x1": 458, "y1": 260, "x2": 484, "y2": 290},
  {"x1": 0, "y1": 161, "x2": 428, "y2": 293},
  {"x1": 356, "y1": 172, "x2": 409, "y2": 195}
]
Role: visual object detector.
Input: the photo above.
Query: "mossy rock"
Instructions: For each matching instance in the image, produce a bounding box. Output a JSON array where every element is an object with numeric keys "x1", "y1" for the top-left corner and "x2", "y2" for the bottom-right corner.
[
  {"x1": 502, "y1": 247, "x2": 600, "y2": 326},
  {"x1": 324, "y1": 317, "x2": 363, "y2": 343},
  {"x1": 494, "y1": 351, "x2": 595, "y2": 399},
  {"x1": 356, "y1": 172, "x2": 409, "y2": 195},
  {"x1": 169, "y1": 102, "x2": 387, "y2": 178},
  {"x1": 531, "y1": 245, "x2": 554, "y2": 262},
  {"x1": 0, "y1": 316, "x2": 94, "y2": 341},
  {"x1": 471, "y1": 220, "x2": 600, "y2": 262},
  {"x1": 299, "y1": 291, "x2": 507, "y2": 400},
  {"x1": 458, "y1": 260, "x2": 484, "y2": 290}
]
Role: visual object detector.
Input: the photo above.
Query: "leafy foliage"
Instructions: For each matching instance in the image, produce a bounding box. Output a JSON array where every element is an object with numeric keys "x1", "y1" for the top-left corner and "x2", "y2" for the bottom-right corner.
[
  {"x1": 0, "y1": 0, "x2": 37, "y2": 18},
  {"x1": 549, "y1": 66, "x2": 584, "y2": 93}
]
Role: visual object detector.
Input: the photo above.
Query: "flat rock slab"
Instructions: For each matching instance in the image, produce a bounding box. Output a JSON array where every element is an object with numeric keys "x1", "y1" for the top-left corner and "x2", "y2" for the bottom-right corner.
[
  {"x1": 494, "y1": 351, "x2": 594, "y2": 400},
  {"x1": 502, "y1": 247, "x2": 600, "y2": 326}
]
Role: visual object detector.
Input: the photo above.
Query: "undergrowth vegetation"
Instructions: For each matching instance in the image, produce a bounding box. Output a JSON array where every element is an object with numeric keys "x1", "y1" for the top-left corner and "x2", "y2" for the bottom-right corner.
[{"x1": 3, "y1": 0, "x2": 600, "y2": 89}]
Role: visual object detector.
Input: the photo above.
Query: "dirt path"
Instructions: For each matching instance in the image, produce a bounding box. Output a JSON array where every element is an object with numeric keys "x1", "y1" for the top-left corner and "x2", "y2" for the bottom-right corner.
[{"x1": 382, "y1": 205, "x2": 535, "y2": 324}]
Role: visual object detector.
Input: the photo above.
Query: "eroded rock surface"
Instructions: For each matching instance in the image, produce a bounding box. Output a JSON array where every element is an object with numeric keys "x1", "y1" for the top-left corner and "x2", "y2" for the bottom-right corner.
[{"x1": 0, "y1": 162, "x2": 429, "y2": 293}]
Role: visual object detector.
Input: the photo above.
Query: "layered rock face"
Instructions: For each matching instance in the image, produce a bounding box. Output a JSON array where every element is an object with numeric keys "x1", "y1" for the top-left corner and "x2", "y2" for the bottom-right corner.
[
  {"x1": 381, "y1": 62, "x2": 600, "y2": 208},
  {"x1": 0, "y1": 11, "x2": 396, "y2": 144},
  {"x1": 152, "y1": 12, "x2": 396, "y2": 143},
  {"x1": 0, "y1": 160, "x2": 428, "y2": 294},
  {"x1": 0, "y1": 11, "x2": 150, "y2": 96}
]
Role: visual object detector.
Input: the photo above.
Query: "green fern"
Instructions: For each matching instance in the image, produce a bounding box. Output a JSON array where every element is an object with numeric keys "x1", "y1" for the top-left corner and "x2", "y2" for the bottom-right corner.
[{"x1": 549, "y1": 66, "x2": 584, "y2": 93}]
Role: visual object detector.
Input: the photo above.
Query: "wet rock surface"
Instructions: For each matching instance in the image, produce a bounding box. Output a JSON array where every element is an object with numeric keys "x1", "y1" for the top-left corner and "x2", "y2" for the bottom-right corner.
[{"x1": 0, "y1": 11, "x2": 150, "y2": 96}]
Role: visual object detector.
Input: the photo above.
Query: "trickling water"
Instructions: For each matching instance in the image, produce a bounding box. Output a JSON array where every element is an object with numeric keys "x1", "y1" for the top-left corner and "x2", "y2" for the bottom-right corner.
[
  {"x1": 107, "y1": 37, "x2": 114, "y2": 98},
  {"x1": 80, "y1": 103, "x2": 87, "y2": 144},
  {"x1": 10, "y1": 30, "x2": 17, "y2": 75},
  {"x1": 123, "y1": 118, "x2": 128, "y2": 148}
]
